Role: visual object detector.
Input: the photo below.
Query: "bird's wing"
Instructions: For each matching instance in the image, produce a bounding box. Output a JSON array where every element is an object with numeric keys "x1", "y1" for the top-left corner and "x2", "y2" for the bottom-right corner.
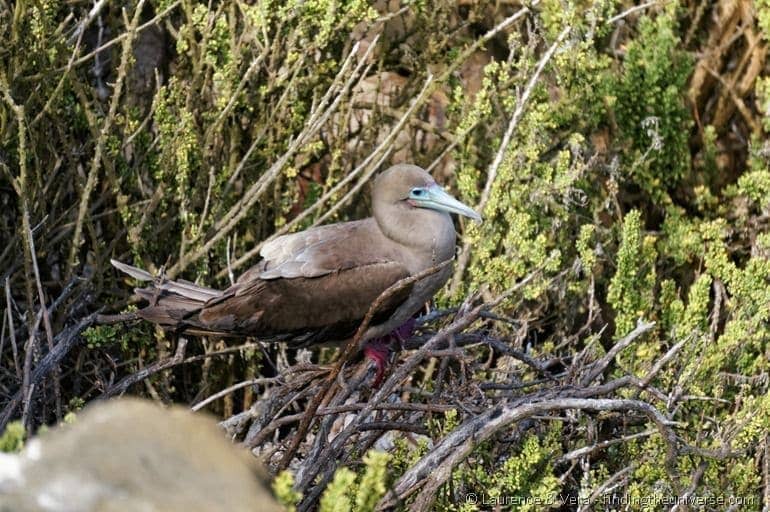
[
  {"x1": 196, "y1": 218, "x2": 413, "y2": 337},
  {"x1": 240, "y1": 219, "x2": 389, "y2": 281},
  {"x1": 199, "y1": 260, "x2": 412, "y2": 336}
]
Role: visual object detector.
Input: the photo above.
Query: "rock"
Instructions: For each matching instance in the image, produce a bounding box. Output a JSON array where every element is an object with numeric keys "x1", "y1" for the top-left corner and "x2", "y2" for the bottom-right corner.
[{"x1": 0, "y1": 399, "x2": 282, "y2": 512}]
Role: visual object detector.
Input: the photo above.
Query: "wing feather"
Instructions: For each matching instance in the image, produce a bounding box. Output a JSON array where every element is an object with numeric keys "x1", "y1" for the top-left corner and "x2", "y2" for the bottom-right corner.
[
  {"x1": 253, "y1": 219, "x2": 388, "y2": 280},
  {"x1": 199, "y1": 261, "x2": 411, "y2": 337}
]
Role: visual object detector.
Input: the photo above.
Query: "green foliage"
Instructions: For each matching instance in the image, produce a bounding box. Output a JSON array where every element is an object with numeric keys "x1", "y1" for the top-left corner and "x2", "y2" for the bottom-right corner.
[
  {"x1": 734, "y1": 168, "x2": 770, "y2": 208},
  {"x1": 82, "y1": 324, "x2": 122, "y2": 349},
  {"x1": 67, "y1": 397, "x2": 85, "y2": 412},
  {"x1": 427, "y1": 408, "x2": 459, "y2": 437},
  {"x1": 390, "y1": 432, "x2": 431, "y2": 478},
  {"x1": 607, "y1": 210, "x2": 656, "y2": 337},
  {"x1": 0, "y1": 422, "x2": 25, "y2": 453},
  {"x1": 319, "y1": 467, "x2": 358, "y2": 512},
  {"x1": 613, "y1": 7, "x2": 693, "y2": 201},
  {"x1": 82, "y1": 309, "x2": 152, "y2": 351},
  {"x1": 481, "y1": 433, "x2": 560, "y2": 512},
  {"x1": 659, "y1": 206, "x2": 702, "y2": 266},
  {"x1": 676, "y1": 272, "x2": 711, "y2": 340},
  {"x1": 355, "y1": 451, "x2": 391, "y2": 511},
  {"x1": 275, "y1": 450, "x2": 392, "y2": 512},
  {"x1": 273, "y1": 471, "x2": 302, "y2": 511},
  {"x1": 757, "y1": 0, "x2": 770, "y2": 40},
  {"x1": 576, "y1": 224, "x2": 596, "y2": 273},
  {"x1": 757, "y1": 77, "x2": 770, "y2": 132}
]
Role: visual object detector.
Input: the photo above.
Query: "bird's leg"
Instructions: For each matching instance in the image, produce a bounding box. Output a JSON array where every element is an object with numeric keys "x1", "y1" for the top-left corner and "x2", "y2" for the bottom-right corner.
[
  {"x1": 362, "y1": 317, "x2": 417, "y2": 387},
  {"x1": 363, "y1": 338, "x2": 391, "y2": 387}
]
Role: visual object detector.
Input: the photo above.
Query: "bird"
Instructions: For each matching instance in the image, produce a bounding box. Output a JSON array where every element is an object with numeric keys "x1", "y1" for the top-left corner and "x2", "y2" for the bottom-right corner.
[{"x1": 111, "y1": 164, "x2": 481, "y2": 382}]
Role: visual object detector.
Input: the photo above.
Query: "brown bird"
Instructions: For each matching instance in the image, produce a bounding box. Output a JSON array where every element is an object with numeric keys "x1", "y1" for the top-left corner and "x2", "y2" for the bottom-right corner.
[{"x1": 112, "y1": 164, "x2": 481, "y2": 381}]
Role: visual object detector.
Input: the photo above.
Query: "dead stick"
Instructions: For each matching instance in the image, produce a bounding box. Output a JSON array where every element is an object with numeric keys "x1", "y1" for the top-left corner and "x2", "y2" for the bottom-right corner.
[
  {"x1": 26, "y1": 220, "x2": 61, "y2": 419},
  {"x1": 580, "y1": 320, "x2": 656, "y2": 386},
  {"x1": 191, "y1": 377, "x2": 280, "y2": 412},
  {"x1": 101, "y1": 337, "x2": 188, "y2": 398},
  {"x1": 4, "y1": 278, "x2": 20, "y2": 378},
  {"x1": 296, "y1": 267, "x2": 541, "y2": 507},
  {"x1": 0, "y1": 313, "x2": 98, "y2": 430}
]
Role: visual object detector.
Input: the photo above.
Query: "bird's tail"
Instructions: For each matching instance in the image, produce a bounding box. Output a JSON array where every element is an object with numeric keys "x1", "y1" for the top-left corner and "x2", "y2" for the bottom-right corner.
[{"x1": 111, "y1": 259, "x2": 227, "y2": 335}]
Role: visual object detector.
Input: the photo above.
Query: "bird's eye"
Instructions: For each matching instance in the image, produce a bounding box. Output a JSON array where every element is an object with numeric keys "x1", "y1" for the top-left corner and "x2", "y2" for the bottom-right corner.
[{"x1": 411, "y1": 188, "x2": 425, "y2": 197}]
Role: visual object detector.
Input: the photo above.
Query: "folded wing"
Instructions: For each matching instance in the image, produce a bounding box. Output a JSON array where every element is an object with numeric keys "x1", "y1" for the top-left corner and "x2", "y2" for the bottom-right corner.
[{"x1": 196, "y1": 219, "x2": 411, "y2": 341}]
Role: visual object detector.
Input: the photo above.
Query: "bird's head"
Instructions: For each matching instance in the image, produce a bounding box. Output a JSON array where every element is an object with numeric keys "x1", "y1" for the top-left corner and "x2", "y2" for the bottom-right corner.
[{"x1": 373, "y1": 164, "x2": 482, "y2": 222}]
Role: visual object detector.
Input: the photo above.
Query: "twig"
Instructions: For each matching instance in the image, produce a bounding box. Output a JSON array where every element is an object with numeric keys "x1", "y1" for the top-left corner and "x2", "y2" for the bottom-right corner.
[
  {"x1": 226, "y1": 235, "x2": 236, "y2": 286},
  {"x1": 762, "y1": 434, "x2": 770, "y2": 510},
  {"x1": 0, "y1": 76, "x2": 35, "y2": 381},
  {"x1": 0, "y1": 313, "x2": 99, "y2": 430},
  {"x1": 0, "y1": 308, "x2": 6, "y2": 373},
  {"x1": 670, "y1": 461, "x2": 707, "y2": 512},
  {"x1": 4, "y1": 278, "x2": 20, "y2": 378},
  {"x1": 101, "y1": 337, "x2": 189, "y2": 398},
  {"x1": 484, "y1": 337, "x2": 555, "y2": 376},
  {"x1": 380, "y1": 398, "x2": 679, "y2": 510},
  {"x1": 204, "y1": 55, "x2": 265, "y2": 143},
  {"x1": 95, "y1": 312, "x2": 141, "y2": 324},
  {"x1": 635, "y1": 334, "x2": 690, "y2": 393},
  {"x1": 607, "y1": 1, "x2": 661, "y2": 23},
  {"x1": 316, "y1": 402, "x2": 457, "y2": 416},
  {"x1": 20, "y1": 383, "x2": 35, "y2": 431},
  {"x1": 357, "y1": 422, "x2": 429, "y2": 435},
  {"x1": 580, "y1": 320, "x2": 655, "y2": 386},
  {"x1": 703, "y1": 65, "x2": 762, "y2": 136},
  {"x1": 556, "y1": 428, "x2": 656, "y2": 464},
  {"x1": 191, "y1": 377, "x2": 280, "y2": 412},
  {"x1": 26, "y1": 218, "x2": 60, "y2": 419},
  {"x1": 581, "y1": 463, "x2": 636, "y2": 511},
  {"x1": 31, "y1": 16, "x2": 87, "y2": 126},
  {"x1": 68, "y1": 0, "x2": 109, "y2": 42}
]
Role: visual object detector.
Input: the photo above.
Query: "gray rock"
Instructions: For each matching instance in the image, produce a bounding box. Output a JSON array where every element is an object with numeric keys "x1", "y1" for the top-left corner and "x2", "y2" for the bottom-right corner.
[{"x1": 0, "y1": 399, "x2": 283, "y2": 512}]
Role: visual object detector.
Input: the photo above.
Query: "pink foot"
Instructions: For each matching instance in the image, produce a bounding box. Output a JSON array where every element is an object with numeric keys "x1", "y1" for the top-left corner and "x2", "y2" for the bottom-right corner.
[
  {"x1": 363, "y1": 338, "x2": 390, "y2": 387},
  {"x1": 362, "y1": 318, "x2": 417, "y2": 387}
]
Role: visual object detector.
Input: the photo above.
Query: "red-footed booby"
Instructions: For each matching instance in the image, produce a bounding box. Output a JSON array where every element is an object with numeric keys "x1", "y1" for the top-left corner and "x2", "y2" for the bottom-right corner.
[{"x1": 112, "y1": 164, "x2": 481, "y2": 382}]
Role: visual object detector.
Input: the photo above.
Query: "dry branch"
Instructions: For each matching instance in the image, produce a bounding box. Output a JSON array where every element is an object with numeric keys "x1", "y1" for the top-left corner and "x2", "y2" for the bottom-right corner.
[
  {"x1": 380, "y1": 397, "x2": 680, "y2": 510},
  {"x1": 0, "y1": 313, "x2": 99, "y2": 430},
  {"x1": 292, "y1": 267, "x2": 541, "y2": 509}
]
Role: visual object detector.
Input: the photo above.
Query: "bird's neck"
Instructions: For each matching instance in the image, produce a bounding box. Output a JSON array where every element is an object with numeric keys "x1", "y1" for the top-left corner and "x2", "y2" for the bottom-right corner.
[{"x1": 372, "y1": 205, "x2": 456, "y2": 268}]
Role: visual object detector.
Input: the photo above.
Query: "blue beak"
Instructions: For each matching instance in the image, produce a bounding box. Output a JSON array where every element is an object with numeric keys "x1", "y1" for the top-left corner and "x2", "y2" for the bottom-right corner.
[{"x1": 413, "y1": 185, "x2": 482, "y2": 222}]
